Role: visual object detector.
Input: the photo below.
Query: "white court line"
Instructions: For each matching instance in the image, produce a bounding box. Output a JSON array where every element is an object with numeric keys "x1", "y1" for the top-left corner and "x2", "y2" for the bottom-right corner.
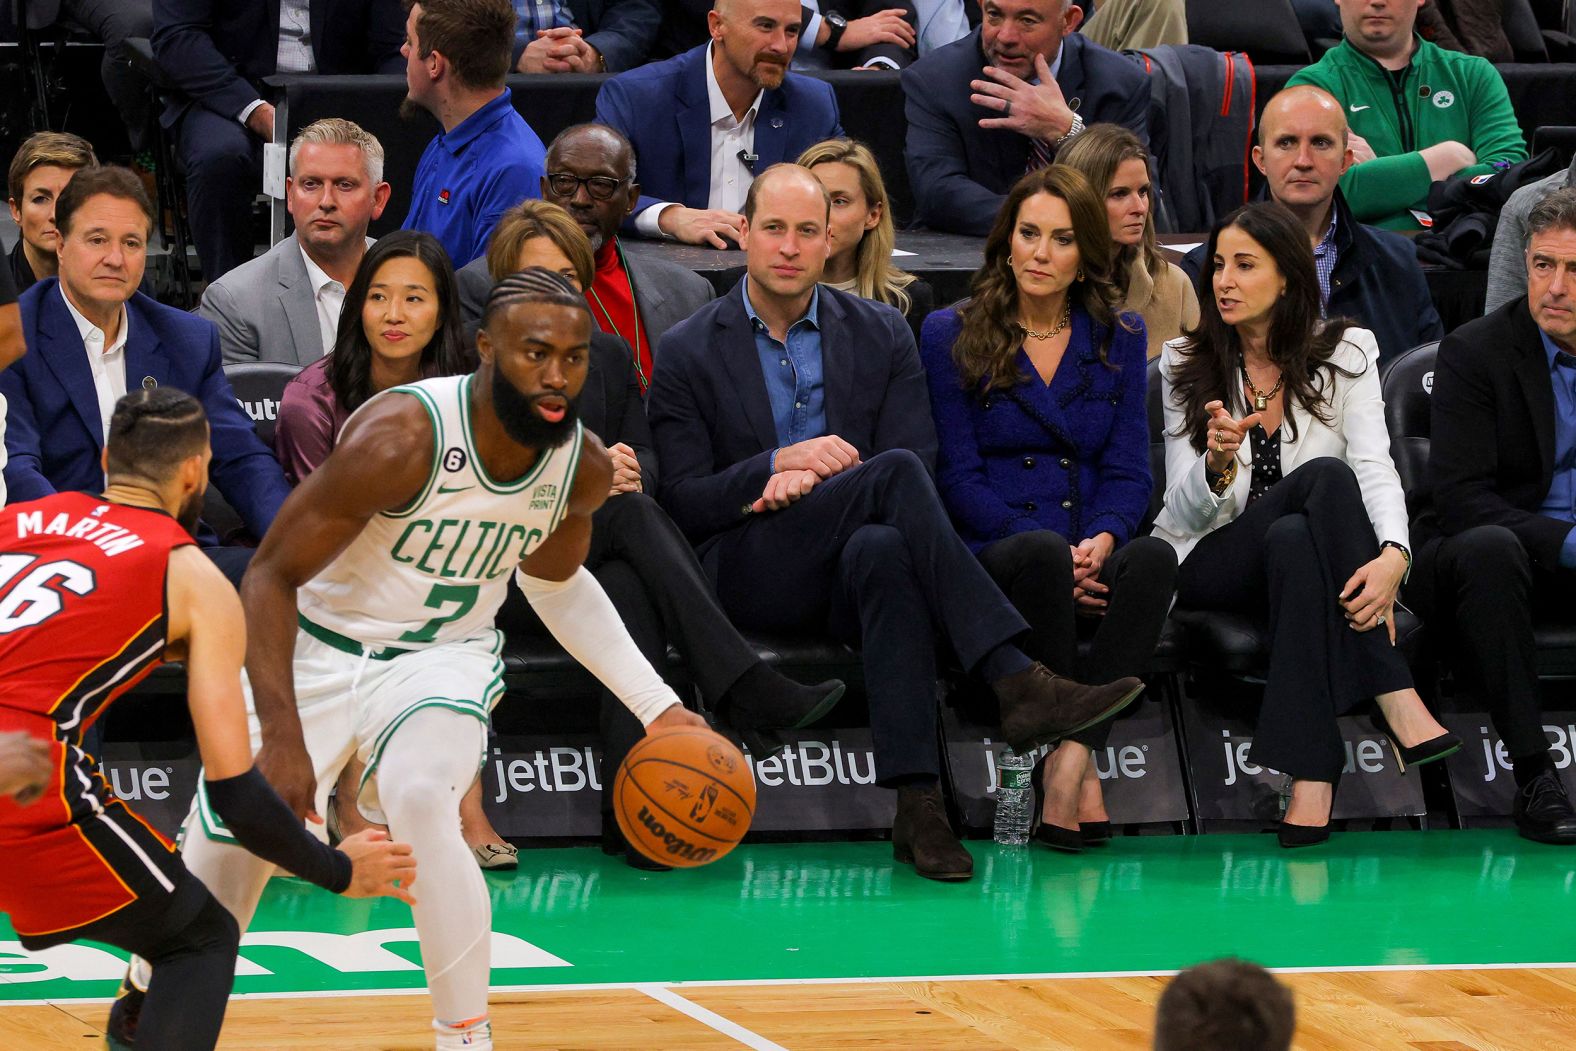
[
  {"x1": 10, "y1": 959, "x2": 1576, "y2": 1008},
  {"x1": 637, "y1": 983, "x2": 790, "y2": 1051}
]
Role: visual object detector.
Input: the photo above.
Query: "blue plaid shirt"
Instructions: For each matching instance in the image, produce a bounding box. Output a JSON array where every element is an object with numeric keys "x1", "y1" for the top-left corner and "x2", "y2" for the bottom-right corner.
[
  {"x1": 513, "y1": 0, "x2": 576, "y2": 55},
  {"x1": 1312, "y1": 207, "x2": 1339, "y2": 314}
]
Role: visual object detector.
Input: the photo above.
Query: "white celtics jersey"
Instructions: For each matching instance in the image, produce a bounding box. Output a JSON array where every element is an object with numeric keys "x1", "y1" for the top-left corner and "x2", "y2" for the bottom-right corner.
[{"x1": 297, "y1": 375, "x2": 583, "y2": 651}]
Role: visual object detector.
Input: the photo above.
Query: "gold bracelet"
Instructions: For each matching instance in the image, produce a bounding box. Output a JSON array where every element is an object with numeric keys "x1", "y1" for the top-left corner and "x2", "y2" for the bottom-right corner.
[{"x1": 1207, "y1": 459, "x2": 1236, "y2": 496}]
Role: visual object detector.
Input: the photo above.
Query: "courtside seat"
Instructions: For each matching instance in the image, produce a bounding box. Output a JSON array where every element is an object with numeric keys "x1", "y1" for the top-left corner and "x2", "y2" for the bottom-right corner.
[
  {"x1": 224, "y1": 361, "x2": 301, "y2": 448},
  {"x1": 1380, "y1": 341, "x2": 1576, "y2": 678}
]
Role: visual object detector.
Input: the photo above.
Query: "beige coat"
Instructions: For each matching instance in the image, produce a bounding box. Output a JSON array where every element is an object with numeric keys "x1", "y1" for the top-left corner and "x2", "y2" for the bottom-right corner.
[{"x1": 1123, "y1": 259, "x2": 1200, "y2": 360}]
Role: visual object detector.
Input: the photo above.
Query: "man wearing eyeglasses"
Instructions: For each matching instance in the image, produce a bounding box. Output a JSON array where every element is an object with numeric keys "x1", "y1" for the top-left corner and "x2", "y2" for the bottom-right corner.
[{"x1": 540, "y1": 124, "x2": 716, "y2": 386}]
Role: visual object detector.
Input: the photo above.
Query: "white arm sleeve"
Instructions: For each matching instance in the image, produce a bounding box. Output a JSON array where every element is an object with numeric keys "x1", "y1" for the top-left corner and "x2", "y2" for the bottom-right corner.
[{"x1": 514, "y1": 567, "x2": 681, "y2": 726}]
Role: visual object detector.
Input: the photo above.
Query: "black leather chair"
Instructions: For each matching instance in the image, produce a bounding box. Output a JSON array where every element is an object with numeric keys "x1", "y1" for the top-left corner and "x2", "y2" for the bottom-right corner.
[
  {"x1": 200, "y1": 361, "x2": 300, "y2": 541},
  {"x1": 1184, "y1": 0, "x2": 1310, "y2": 66},
  {"x1": 1380, "y1": 341, "x2": 1576, "y2": 676}
]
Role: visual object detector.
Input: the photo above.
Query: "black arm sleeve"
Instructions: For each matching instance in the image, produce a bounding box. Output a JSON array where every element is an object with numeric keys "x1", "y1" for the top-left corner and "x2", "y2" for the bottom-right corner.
[{"x1": 205, "y1": 767, "x2": 353, "y2": 893}]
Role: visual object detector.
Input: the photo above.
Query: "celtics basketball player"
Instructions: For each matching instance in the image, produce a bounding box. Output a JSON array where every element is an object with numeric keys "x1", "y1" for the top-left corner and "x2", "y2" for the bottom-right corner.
[{"x1": 122, "y1": 269, "x2": 706, "y2": 1051}]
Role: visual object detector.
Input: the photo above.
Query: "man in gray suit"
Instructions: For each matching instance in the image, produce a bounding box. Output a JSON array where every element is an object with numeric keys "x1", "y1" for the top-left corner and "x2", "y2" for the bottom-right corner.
[
  {"x1": 457, "y1": 123, "x2": 714, "y2": 389},
  {"x1": 200, "y1": 119, "x2": 392, "y2": 365}
]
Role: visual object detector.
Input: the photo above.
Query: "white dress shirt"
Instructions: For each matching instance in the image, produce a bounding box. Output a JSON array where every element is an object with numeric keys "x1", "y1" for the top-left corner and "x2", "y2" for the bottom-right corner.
[
  {"x1": 239, "y1": 0, "x2": 316, "y2": 124},
  {"x1": 635, "y1": 43, "x2": 762, "y2": 237},
  {"x1": 299, "y1": 244, "x2": 347, "y2": 357},
  {"x1": 60, "y1": 285, "x2": 129, "y2": 443}
]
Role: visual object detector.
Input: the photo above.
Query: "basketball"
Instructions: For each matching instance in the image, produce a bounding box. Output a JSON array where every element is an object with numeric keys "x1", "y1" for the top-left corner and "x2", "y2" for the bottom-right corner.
[{"x1": 613, "y1": 726, "x2": 757, "y2": 868}]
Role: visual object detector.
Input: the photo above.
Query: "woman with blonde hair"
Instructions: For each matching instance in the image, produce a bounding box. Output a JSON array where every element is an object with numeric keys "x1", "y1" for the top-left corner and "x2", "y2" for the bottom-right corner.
[
  {"x1": 1058, "y1": 123, "x2": 1199, "y2": 359},
  {"x1": 796, "y1": 138, "x2": 934, "y2": 338},
  {"x1": 920, "y1": 165, "x2": 1177, "y2": 852}
]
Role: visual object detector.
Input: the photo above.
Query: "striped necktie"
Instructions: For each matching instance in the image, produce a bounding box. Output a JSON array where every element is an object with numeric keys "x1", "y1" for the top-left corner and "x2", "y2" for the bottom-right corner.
[{"x1": 1025, "y1": 137, "x2": 1055, "y2": 173}]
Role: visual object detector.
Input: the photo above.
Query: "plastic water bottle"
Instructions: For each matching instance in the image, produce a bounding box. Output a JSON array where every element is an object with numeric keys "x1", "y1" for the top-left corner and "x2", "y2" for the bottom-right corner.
[{"x1": 993, "y1": 747, "x2": 1034, "y2": 846}]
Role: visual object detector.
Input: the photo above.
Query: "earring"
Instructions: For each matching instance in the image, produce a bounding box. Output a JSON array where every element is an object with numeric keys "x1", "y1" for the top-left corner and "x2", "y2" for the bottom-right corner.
[{"x1": 1076, "y1": 268, "x2": 1085, "y2": 282}]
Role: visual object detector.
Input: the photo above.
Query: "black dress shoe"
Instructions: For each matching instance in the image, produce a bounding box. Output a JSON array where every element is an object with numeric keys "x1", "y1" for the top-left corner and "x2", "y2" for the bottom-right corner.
[
  {"x1": 1080, "y1": 820, "x2": 1113, "y2": 845},
  {"x1": 892, "y1": 782, "x2": 974, "y2": 881},
  {"x1": 602, "y1": 822, "x2": 672, "y2": 871},
  {"x1": 1513, "y1": 770, "x2": 1576, "y2": 845},
  {"x1": 993, "y1": 665, "x2": 1145, "y2": 753}
]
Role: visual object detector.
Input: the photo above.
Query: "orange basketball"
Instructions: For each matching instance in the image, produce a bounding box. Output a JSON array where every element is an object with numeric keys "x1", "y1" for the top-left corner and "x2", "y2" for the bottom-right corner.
[{"x1": 613, "y1": 725, "x2": 757, "y2": 868}]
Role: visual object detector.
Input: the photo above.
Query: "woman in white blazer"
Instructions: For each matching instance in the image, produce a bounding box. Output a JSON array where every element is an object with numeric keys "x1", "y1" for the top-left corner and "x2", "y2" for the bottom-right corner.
[{"x1": 1154, "y1": 203, "x2": 1458, "y2": 847}]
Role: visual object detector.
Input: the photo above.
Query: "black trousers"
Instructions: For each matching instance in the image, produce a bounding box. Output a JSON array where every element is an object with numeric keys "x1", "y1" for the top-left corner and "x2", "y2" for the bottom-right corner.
[
  {"x1": 1406, "y1": 524, "x2": 1567, "y2": 761},
  {"x1": 501, "y1": 492, "x2": 760, "y2": 817},
  {"x1": 707, "y1": 450, "x2": 1029, "y2": 784},
  {"x1": 175, "y1": 105, "x2": 262, "y2": 281},
  {"x1": 26, "y1": 873, "x2": 239, "y2": 1051},
  {"x1": 978, "y1": 531, "x2": 1178, "y2": 749},
  {"x1": 1175, "y1": 457, "x2": 1412, "y2": 781}
]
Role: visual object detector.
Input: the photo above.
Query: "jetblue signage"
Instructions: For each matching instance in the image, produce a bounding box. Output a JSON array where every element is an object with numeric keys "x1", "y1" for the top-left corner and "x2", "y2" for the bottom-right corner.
[
  {"x1": 943, "y1": 696, "x2": 1189, "y2": 832},
  {"x1": 1178, "y1": 707, "x2": 1425, "y2": 824},
  {"x1": 97, "y1": 745, "x2": 200, "y2": 837},
  {"x1": 481, "y1": 731, "x2": 895, "y2": 836},
  {"x1": 1439, "y1": 713, "x2": 1576, "y2": 820}
]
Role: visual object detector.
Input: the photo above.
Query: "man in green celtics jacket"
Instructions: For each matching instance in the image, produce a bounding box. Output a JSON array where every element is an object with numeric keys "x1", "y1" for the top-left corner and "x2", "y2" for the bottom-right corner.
[{"x1": 1287, "y1": 0, "x2": 1526, "y2": 231}]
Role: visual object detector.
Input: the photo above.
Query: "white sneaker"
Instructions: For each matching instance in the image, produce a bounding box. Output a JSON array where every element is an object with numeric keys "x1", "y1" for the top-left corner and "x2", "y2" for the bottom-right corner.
[{"x1": 434, "y1": 1016, "x2": 492, "y2": 1050}]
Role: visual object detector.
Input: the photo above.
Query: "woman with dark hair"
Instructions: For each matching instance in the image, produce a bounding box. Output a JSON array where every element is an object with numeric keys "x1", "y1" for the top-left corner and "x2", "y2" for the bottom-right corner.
[
  {"x1": 1057, "y1": 124, "x2": 1199, "y2": 360},
  {"x1": 1155, "y1": 201, "x2": 1458, "y2": 847},
  {"x1": 272, "y1": 230, "x2": 519, "y2": 868},
  {"x1": 920, "y1": 166, "x2": 1178, "y2": 852},
  {"x1": 275, "y1": 229, "x2": 471, "y2": 484}
]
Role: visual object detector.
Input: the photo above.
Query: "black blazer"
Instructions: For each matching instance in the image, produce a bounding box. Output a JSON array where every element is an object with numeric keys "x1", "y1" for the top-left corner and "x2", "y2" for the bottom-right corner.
[
  {"x1": 1414, "y1": 297, "x2": 1573, "y2": 568},
  {"x1": 653, "y1": 0, "x2": 916, "y2": 66},
  {"x1": 565, "y1": 0, "x2": 662, "y2": 72},
  {"x1": 151, "y1": 0, "x2": 405, "y2": 125},
  {"x1": 580, "y1": 330, "x2": 660, "y2": 491},
  {"x1": 645, "y1": 279, "x2": 936, "y2": 553},
  {"x1": 901, "y1": 29, "x2": 1149, "y2": 235}
]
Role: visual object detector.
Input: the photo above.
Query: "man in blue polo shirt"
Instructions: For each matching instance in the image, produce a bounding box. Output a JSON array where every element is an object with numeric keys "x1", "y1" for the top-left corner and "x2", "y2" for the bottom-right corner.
[{"x1": 401, "y1": 0, "x2": 547, "y2": 265}]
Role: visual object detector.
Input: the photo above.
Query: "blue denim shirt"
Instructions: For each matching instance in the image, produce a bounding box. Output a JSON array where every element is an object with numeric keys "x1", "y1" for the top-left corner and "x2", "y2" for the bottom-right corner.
[
  {"x1": 1538, "y1": 327, "x2": 1576, "y2": 567},
  {"x1": 742, "y1": 281, "x2": 826, "y2": 465}
]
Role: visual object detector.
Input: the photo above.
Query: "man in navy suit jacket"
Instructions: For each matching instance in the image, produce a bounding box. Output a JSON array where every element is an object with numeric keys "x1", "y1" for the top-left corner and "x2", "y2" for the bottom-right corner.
[
  {"x1": 902, "y1": 0, "x2": 1149, "y2": 235},
  {"x1": 646, "y1": 164, "x2": 1143, "y2": 881},
  {"x1": 151, "y1": 0, "x2": 404, "y2": 280},
  {"x1": 1, "y1": 168, "x2": 290, "y2": 584},
  {"x1": 594, "y1": 0, "x2": 843, "y2": 247}
]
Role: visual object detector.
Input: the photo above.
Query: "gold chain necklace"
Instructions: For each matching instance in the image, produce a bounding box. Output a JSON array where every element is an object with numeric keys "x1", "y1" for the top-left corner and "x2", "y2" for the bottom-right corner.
[
  {"x1": 1240, "y1": 359, "x2": 1284, "y2": 411},
  {"x1": 1021, "y1": 300, "x2": 1072, "y2": 340}
]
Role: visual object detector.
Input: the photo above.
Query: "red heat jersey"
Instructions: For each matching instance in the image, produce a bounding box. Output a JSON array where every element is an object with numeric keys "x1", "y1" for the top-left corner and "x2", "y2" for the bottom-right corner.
[{"x1": 0, "y1": 492, "x2": 195, "y2": 936}]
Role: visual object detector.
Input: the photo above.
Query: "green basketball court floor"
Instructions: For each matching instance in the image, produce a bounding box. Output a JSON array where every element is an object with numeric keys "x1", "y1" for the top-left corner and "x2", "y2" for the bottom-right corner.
[{"x1": 3, "y1": 831, "x2": 1573, "y2": 1005}]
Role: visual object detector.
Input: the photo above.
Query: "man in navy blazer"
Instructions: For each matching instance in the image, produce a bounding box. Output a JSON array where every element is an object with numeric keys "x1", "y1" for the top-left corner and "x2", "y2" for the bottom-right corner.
[
  {"x1": 1, "y1": 168, "x2": 289, "y2": 584},
  {"x1": 902, "y1": 0, "x2": 1149, "y2": 235},
  {"x1": 151, "y1": 0, "x2": 404, "y2": 280},
  {"x1": 646, "y1": 164, "x2": 1142, "y2": 881},
  {"x1": 594, "y1": 0, "x2": 843, "y2": 247}
]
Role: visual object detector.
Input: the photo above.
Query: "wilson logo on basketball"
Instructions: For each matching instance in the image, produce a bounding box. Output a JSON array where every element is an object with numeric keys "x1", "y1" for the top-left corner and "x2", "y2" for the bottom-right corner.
[{"x1": 636, "y1": 805, "x2": 719, "y2": 863}]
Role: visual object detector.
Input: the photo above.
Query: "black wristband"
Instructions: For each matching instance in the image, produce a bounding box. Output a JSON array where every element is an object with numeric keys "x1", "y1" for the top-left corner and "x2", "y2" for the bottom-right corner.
[{"x1": 205, "y1": 767, "x2": 352, "y2": 893}]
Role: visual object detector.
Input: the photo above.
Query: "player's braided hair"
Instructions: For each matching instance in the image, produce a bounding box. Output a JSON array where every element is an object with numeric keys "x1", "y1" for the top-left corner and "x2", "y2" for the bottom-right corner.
[
  {"x1": 482, "y1": 267, "x2": 591, "y2": 328},
  {"x1": 105, "y1": 388, "x2": 209, "y2": 482}
]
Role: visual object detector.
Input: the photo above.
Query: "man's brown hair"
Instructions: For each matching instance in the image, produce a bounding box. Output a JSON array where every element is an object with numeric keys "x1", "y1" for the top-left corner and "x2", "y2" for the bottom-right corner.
[
  {"x1": 1153, "y1": 958, "x2": 1295, "y2": 1051},
  {"x1": 408, "y1": 0, "x2": 515, "y2": 91},
  {"x1": 53, "y1": 165, "x2": 154, "y2": 238}
]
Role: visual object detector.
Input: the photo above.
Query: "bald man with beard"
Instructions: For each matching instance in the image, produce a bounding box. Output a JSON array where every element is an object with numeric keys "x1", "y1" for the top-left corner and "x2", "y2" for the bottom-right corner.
[{"x1": 595, "y1": 0, "x2": 843, "y2": 247}]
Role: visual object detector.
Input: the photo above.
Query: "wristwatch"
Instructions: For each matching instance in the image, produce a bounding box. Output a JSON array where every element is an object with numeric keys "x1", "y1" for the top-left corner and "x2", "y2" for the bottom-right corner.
[
  {"x1": 823, "y1": 11, "x2": 849, "y2": 50},
  {"x1": 1054, "y1": 111, "x2": 1086, "y2": 148}
]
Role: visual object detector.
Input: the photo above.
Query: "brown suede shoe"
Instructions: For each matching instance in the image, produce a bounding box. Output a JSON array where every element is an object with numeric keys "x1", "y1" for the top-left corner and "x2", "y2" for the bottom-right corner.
[
  {"x1": 892, "y1": 782, "x2": 974, "y2": 881},
  {"x1": 994, "y1": 665, "x2": 1145, "y2": 754}
]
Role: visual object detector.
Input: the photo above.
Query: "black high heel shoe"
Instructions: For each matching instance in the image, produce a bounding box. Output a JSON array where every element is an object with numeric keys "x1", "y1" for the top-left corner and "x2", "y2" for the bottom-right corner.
[
  {"x1": 1277, "y1": 774, "x2": 1339, "y2": 849},
  {"x1": 1029, "y1": 752, "x2": 1084, "y2": 853},
  {"x1": 1080, "y1": 821, "x2": 1113, "y2": 845},
  {"x1": 1374, "y1": 716, "x2": 1461, "y2": 773}
]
